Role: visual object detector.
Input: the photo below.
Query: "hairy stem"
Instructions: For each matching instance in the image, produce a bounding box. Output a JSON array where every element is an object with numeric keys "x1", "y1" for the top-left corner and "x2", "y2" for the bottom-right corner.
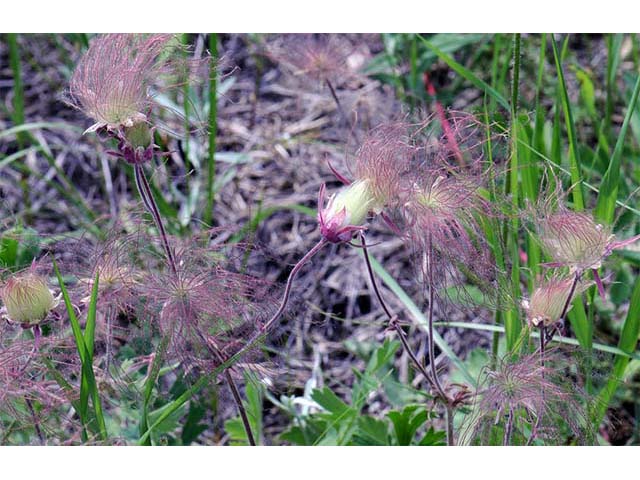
[
  {"x1": 360, "y1": 233, "x2": 454, "y2": 445},
  {"x1": 544, "y1": 271, "x2": 581, "y2": 348},
  {"x1": 223, "y1": 369, "x2": 256, "y2": 446},
  {"x1": 26, "y1": 398, "x2": 45, "y2": 445},
  {"x1": 134, "y1": 164, "x2": 177, "y2": 276},
  {"x1": 426, "y1": 237, "x2": 448, "y2": 402},
  {"x1": 528, "y1": 326, "x2": 546, "y2": 446},
  {"x1": 219, "y1": 238, "x2": 328, "y2": 368},
  {"x1": 325, "y1": 79, "x2": 348, "y2": 126},
  {"x1": 503, "y1": 407, "x2": 514, "y2": 446},
  {"x1": 426, "y1": 236, "x2": 454, "y2": 446},
  {"x1": 262, "y1": 238, "x2": 327, "y2": 333},
  {"x1": 359, "y1": 233, "x2": 433, "y2": 383}
]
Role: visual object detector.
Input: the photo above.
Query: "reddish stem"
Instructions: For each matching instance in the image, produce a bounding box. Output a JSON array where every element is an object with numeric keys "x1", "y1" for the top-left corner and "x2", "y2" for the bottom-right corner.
[{"x1": 423, "y1": 72, "x2": 463, "y2": 165}]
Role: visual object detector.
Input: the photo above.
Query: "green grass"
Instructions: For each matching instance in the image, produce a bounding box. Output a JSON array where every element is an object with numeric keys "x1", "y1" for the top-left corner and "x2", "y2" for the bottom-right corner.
[{"x1": 53, "y1": 261, "x2": 107, "y2": 441}]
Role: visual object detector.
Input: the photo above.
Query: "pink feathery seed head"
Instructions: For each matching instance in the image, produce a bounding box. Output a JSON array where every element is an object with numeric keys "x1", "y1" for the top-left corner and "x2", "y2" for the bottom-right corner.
[
  {"x1": 531, "y1": 174, "x2": 640, "y2": 298},
  {"x1": 405, "y1": 163, "x2": 491, "y2": 260},
  {"x1": 141, "y1": 236, "x2": 274, "y2": 371},
  {"x1": 69, "y1": 34, "x2": 174, "y2": 132},
  {"x1": 423, "y1": 111, "x2": 501, "y2": 170},
  {"x1": 68, "y1": 33, "x2": 212, "y2": 166},
  {"x1": 0, "y1": 336, "x2": 73, "y2": 432},
  {"x1": 352, "y1": 121, "x2": 419, "y2": 207},
  {"x1": 462, "y1": 351, "x2": 591, "y2": 445},
  {"x1": 75, "y1": 232, "x2": 144, "y2": 313},
  {"x1": 399, "y1": 155, "x2": 502, "y2": 308},
  {"x1": 270, "y1": 34, "x2": 356, "y2": 86},
  {"x1": 537, "y1": 209, "x2": 614, "y2": 272},
  {"x1": 537, "y1": 208, "x2": 640, "y2": 274}
]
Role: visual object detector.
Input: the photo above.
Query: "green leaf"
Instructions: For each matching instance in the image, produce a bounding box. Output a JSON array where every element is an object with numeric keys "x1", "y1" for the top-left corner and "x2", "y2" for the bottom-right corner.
[
  {"x1": 594, "y1": 73, "x2": 640, "y2": 224},
  {"x1": 596, "y1": 275, "x2": 640, "y2": 425},
  {"x1": 353, "y1": 416, "x2": 390, "y2": 446},
  {"x1": 551, "y1": 35, "x2": 584, "y2": 211},
  {"x1": 387, "y1": 405, "x2": 428, "y2": 446},
  {"x1": 52, "y1": 259, "x2": 107, "y2": 441},
  {"x1": 418, "y1": 427, "x2": 447, "y2": 446},
  {"x1": 139, "y1": 334, "x2": 170, "y2": 445},
  {"x1": 419, "y1": 35, "x2": 510, "y2": 110},
  {"x1": 311, "y1": 387, "x2": 351, "y2": 417}
]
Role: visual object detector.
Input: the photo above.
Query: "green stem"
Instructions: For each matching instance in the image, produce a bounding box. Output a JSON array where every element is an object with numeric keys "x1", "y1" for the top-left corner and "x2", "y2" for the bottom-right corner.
[{"x1": 205, "y1": 33, "x2": 218, "y2": 226}]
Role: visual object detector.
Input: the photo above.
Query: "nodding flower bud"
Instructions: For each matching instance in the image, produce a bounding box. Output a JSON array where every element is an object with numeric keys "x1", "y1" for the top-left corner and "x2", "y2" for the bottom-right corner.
[
  {"x1": 318, "y1": 180, "x2": 380, "y2": 243},
  {"x1": 1, "y1": 271, "x2": 58, "y2": 327},
  {"x1": 523, "y1": 276, "x2": 586, "y2": 328}
]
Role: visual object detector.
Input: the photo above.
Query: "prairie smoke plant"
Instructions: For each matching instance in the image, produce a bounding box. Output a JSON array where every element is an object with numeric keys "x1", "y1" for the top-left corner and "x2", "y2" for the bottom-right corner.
[
  {"x1": 319, "y1": 121, "x2": 417, "y2": 242},
  {"x1": 537, "y1": 208, "x2": 640, "y2": 298},
  {"x1": 0, "y1": 336, "x2": 74, "y2": 444},
  {"x1": 271, "y1": 34, "x2": 358, "y2": 135},
  {"x1": 68, "y1": 33, "x2": 196, "y2": 274},
  {"x1": 74, "y1": 234, "x2": 144, "y2": 368},
  {"x1": 273, "y1": 34, "x2": 353, "y2": 84},
  {"x1": 142, "y1": 238, "x2": 273, "y2": 445},
  {"x1": 69, "y1": 34, "x2": 172, "y2": 132},
  {"x1": 318, "y1": 181, "x2": 375, "y2": 243},
  {"x1": 463, "y1": 353, "x2": 589, "y2": 445}
]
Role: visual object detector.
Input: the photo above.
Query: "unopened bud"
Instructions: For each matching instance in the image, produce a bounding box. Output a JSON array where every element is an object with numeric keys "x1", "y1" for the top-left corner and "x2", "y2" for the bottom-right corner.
[
  {"x1": 1, "y1": 272, "x2": 58, "y2": 326},
  {"x1": 319, "y1": 180, "x2": 379, "y2": 243}
]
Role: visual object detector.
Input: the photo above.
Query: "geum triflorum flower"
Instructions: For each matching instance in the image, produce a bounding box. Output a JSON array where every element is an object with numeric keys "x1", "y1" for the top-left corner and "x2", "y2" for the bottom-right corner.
[
  {"x1": 537, "y1": 209, "x2": 640, "y2": 298},
  {"x1": 319, "y1": 122, "x2": 416, "y2": 243},
  {"x1": 68, "y1": 33, "x2": 175, "y2": 165},
  {"x1": 0, "y1": 264, "x2": 59, "y2": 330}
]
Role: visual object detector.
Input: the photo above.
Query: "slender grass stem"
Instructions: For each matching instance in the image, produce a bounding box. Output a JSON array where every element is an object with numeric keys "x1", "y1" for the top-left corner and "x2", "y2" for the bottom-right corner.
[
  {"x1": 134, "y1": 163, "x2": 177, "y2": 276},
  {"x1": 205, "y1": 33, "x2": 218, "y2": 226}
]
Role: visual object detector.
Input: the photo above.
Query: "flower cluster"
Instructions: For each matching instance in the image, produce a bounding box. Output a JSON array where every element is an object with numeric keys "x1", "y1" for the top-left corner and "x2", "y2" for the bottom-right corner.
[
  {"x1": 523, "y1": 182, "x2": 640, "y2": 329},
  {"x1": 317, "y1": 115, "x2": 497, "y2": 306}
]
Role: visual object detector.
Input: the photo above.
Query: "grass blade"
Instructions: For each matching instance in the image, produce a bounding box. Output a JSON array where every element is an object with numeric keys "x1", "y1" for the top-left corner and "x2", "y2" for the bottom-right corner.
[
  {"x1": 419, "y1": 35, "x2": 510, "y2": 110},
  {"x1": 551, "y1": 34, "x2": 585, "y2": 211},
  {"x1": 53, "y1": 259, "x2": 107, "y2": 441},
  {"x1": 139, "y1": 334, "x2": 171, "y2": 445},
  {"x1": 595, "y1": 275, "x2": 640, "y2": 425},
  {"x1": 594, "y1": 73, "x2": 640, "y2": 224},
  {"x1": 205, "y1": 33, "x2": 218, "y2": 226}
]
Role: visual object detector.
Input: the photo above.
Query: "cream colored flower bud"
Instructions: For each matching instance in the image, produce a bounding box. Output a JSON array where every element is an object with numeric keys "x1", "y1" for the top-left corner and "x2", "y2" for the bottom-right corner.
[{"x1": 1, "y1": 272, "x2": 58, "y2": 326}]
